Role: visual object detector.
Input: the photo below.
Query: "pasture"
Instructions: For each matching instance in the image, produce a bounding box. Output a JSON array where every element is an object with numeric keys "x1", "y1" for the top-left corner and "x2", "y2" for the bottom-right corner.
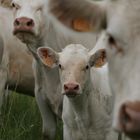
[{"x1": 0, "y1": 92, "x2": 62, "y2": 140}]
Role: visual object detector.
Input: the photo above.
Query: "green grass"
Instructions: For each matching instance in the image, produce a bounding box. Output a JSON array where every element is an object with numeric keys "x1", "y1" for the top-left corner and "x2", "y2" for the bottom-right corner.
[{"x1": 0, "y1": 92, "x2": 62, "y2": 140}]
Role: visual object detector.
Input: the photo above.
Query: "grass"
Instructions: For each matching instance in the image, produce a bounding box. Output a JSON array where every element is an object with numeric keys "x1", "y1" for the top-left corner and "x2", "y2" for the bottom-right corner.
[{"x1": 0, "y1": 92, "x2": 62, "y2": 140}]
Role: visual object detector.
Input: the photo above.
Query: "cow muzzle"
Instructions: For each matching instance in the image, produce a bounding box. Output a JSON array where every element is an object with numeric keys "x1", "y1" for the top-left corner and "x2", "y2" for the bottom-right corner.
[
  {"x1": 116, "y1": 101, "x2": 140, "y2": 139},
  {"x1": 13, "y1": 17, "x2": 35, "y2": 35},
  {"x1": 63, "y1": 82, "x2": 80, "y2": 98}
]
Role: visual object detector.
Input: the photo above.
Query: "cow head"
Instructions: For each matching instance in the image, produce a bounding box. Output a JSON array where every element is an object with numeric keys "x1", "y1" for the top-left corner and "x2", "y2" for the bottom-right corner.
[
  {"x1": 37, "y1": 44, "x2": 106, "y2": 98},
  {"x1": 48, "y1": 0, "x2": 140, "y2": 138},
  {"x1": 12, "y1": 0, "x2": 48, "y2": 44}
]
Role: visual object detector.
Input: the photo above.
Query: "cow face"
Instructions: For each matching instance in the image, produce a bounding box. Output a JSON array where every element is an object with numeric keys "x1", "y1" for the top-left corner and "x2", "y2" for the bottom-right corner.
[
  {"x1": 12, "y1": 0, "x2": 47, "y2": 43},
  {"x1": 37, "y1": 44, "x2": 106, "y2": 98},
  {"x1": 106, "y1": 2, "x2": 140, "y2": 138},
  {"x1": 48, "y1": 0, "x2": 140, "y2": 138}
]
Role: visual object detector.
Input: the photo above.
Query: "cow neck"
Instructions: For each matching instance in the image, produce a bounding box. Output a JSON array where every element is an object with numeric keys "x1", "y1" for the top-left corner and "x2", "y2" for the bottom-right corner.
[
  {"x1": 67, "y1": 72, "x2": 109, "y2": 135},
  {"x1": 67, "y1": 78, "x2": 92, "y2": 126},
  {"x1": 26, "y1": 37, "x2": 45, "y2": 61}
]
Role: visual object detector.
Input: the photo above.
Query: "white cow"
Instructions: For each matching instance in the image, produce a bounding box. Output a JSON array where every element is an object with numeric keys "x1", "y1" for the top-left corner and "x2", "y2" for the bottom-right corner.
[
  {"x1": 11, "y1": 0, "x2": 98, "y2": 139},
  {"x1": 37, "y1": 43, "x2": 118, "y2": 140},
  {"x1": 0, "y1": 6, "x2": 34, "y2": 114},
  {"x1": 47, "y1": 0, "x2": 140, "y2": 139}
]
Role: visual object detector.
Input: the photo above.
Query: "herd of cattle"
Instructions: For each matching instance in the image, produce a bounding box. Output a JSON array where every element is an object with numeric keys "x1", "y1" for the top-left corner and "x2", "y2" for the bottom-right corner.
[{"x1": 0, "y1": 0, "x2": 140, "y2": 140}]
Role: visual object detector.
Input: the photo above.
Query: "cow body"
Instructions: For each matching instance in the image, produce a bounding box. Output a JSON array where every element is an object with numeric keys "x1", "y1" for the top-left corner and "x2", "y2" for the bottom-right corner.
[
  {"x1": 48, "y1": 0, "x2": 140, "y2": 139},
  {"x1": 11, "y1": 0, "x2": 98, "y2": 139},
  {"x1": 37, "y1": 43, "x2": 118, "y2": 140},
  {"x1": 0, "y1": 6, "x2": 34, "y2": 113}
]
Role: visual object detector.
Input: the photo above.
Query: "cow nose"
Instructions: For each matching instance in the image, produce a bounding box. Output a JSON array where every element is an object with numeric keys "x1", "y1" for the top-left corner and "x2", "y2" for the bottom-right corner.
[
  {"x1": 14, "y1": 17, "x2": 34, "y2": 28},
  {"x1": 64, "y1": 83, "x2": 79, "y2": 92},
  {"x1": 118, "y1": 101, "x2": 140, "y2": 138}
]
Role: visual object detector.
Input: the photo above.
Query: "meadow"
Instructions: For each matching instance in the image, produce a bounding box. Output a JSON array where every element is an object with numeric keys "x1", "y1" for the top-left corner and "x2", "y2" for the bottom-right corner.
[{"x1": 0, "y1": 92, "x2": 62, "y2": 140}]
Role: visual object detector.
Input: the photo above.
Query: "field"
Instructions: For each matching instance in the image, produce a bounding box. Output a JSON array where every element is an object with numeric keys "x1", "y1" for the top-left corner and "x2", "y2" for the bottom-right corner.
[{"x1": 0, "y1": 92, "x2": 62, "y2": 140}]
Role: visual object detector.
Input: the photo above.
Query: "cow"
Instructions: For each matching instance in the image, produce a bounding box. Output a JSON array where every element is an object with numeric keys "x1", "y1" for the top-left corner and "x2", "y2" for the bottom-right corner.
[
  {"x1": 37, "y1": 43, "x2": 118, "y2": 140},
  {"x1": 11, "y1": 0, "x2": 98, "y2": 139},
  {"x1": 0, "y1": 6, "x2": 34, "y2": 114},
  {"x1": 46, "y1": 0, "x2": 140, "y2": 139}
]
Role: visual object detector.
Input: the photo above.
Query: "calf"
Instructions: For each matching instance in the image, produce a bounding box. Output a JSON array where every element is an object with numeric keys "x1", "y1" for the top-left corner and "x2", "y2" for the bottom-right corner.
[
  {"x1": 37, "y1": 44, "x2": 118, "y2": 140},
  {"x1": 11, "y1": 0, "x2": 98, "y2": 139},
  {"x1": 48, "y1": 0, "x2": 140, "y2": 139}
]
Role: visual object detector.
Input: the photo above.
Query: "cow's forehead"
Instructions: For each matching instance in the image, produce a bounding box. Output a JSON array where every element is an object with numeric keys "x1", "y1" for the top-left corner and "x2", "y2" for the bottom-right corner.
[
  {"x1": 59, "y1": 44, "x2": 89, "y2": 65},
  {"x1": 61, "y1": 44, "x2": 89, "y2": 57},
  {"x1": 62, "y1": 44, "x2": 88, "y2": 53},
  {"x1": 107, "y1": 0, "x2": 140, "y2": 45}
]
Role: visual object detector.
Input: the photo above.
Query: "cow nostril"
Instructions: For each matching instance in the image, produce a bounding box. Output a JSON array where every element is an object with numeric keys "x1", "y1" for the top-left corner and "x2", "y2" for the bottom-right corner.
[
  {"x1": 14, "y1": 19, "x2": 20, "y2": 26},
  {"x1": 120, "y1": 104, "x2": 134, "y2": 128},
  {"x1": 26, "y1": 20, "x2": 34, "y2": 27},
  {"x1": 64, "y1": 84, "x2": 79, "y2": 91},
  {"x1": 64, "y1": 84, "x2": 68, "y2": 90},
  {"x1": 74, "y1": 85, "x2": 79, "y2": 90},
  {"x1": 121, "y1": 105, "x2": 131, "y2": 125}
]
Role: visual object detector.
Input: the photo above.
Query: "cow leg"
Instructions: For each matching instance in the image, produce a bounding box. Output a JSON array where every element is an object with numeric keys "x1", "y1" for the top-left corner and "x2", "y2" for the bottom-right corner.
[
  {"x1": 0, "y1": 36, "x2": 9, "y2": 116},
  {"x1": 35, "y1": 87, "x2": 57, "y2": 140},
  {"x1": 0, "y1": 66, "x2": 8, "y2": 115},
  {"x1": 63, "y1": 124, "x2": 72, "y2": 140},
  {"x1": 33, "y1": 60, "x2": 57, "y2": 140}
]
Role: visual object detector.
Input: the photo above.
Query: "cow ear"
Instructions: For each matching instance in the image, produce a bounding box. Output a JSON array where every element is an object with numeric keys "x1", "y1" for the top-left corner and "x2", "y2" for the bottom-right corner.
[
  {"x1": 49, "y1": 0, "x2": 106, "y2": 32},
  {"x1": 37, "y1": 47, "x2": 59, "y2": 68},
  {"x1": 0, "y1": 0, "x2": 12, "y2": 8},
  {"x1": 89, "y1": 49, "x2": 107, "y2": 68}
]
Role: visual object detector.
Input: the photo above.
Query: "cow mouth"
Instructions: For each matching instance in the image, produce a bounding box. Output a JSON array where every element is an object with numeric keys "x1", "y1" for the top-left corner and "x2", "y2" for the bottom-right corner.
[
  {"x1": 13, "y1": 29, "x2": 35, "y2": 36},
  {"x1": 13, "y1": 29, "x2": 36, "y2": 43},
  {"x1": 63, "y1": 91, "x2": 80, "y2": 98}
]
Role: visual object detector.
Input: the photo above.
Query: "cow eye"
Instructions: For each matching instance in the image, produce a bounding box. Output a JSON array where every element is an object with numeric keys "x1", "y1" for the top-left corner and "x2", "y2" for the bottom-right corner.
[
  {"x1": 11, "y1": 2, "x2": 20, "y2": 10},
  {"x1": 59, "y1": 64, "x2": 62, "y2": 69},
  {"x1": 82, "y1": 65, "x2": 89, "y2": 71},
  {"x1": 11, "y1": 3, "x2": 15, "y2": 8},
  {"x1": 85, "y1": 65, "x2": 89, "y2": 70},
  {"x1": 108, "y1": 36, "x2": 116, "y2": 47},
  {"x1": 108, "y1": 35, "x2": 123, "y2": 54},
  {"x1": 59, "y1": 64, "x2": 64, "y2": 70}
]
